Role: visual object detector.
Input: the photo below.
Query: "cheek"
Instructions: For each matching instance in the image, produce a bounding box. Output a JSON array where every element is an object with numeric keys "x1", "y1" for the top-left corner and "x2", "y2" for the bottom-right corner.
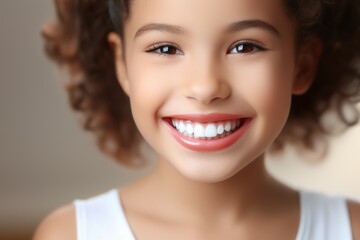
[
  {"x1": 230, "y1": 54, "x2": 295, "y2": 126},
  {"x1": 127, "y1": 58, "x2": 165, "y2": 103},
  {"x1": 126, "y1": 54, "x2": 187, "y2": 112},
  {"x1": 125, "y1": 57, "x2": 174, "y2": 138},
  {"x1": 252, "y1": 55, "x2": 292, "y2": 101}
]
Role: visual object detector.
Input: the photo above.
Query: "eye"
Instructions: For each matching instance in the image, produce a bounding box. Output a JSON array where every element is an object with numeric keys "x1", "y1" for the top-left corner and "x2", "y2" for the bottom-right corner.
[
  {"x1": 228, "y1": 41, "x2": 266, "y2": 54},
  {"x1": 145, "y1": 43, "x2": 183, "y2": 56}
]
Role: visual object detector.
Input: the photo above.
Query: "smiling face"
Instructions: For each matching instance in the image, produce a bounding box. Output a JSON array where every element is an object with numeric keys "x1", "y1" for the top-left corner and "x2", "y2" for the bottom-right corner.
[{"x1": 110, "y1": 0, "x2": 310, "y2": 182}]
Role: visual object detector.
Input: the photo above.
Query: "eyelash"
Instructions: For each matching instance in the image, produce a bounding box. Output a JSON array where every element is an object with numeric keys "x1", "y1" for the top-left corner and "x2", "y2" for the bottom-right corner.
[
  {"x1": 145, "y1": 41, "x2": 266, "y2": 56},
  {"x1": 145, "y1": 43, "x2": 184, "y2": 56},
  {"x1": 228, "y1": 40, "x2": 266, "y2": 54}
]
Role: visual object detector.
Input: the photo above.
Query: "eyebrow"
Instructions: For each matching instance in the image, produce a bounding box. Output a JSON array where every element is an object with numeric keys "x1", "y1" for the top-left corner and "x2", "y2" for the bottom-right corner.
[
  {"x1": 226, "y1": 19, "x2": 280, "y2": 37},
  {"x1": 134, "y1": 19, "x2": 280, "y2": 39},
  {"x1": 134, "y1": 23, "x2": 186, "y2": 39}
]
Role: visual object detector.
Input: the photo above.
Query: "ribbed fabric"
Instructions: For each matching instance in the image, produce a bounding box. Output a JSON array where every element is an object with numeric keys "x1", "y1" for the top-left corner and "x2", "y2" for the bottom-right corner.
[{"x1": 74, "y1": 189, "x2": 352, "y2": 240}]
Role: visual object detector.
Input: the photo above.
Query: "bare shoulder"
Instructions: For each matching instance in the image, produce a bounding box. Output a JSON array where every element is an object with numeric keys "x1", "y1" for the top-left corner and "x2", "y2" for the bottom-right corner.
[
  {"x1": 348, "y1": 200, "x2": 360, "y2": 239},
  {"x1": 33, "y1": 204, "x2": 77, "y2": 240}
]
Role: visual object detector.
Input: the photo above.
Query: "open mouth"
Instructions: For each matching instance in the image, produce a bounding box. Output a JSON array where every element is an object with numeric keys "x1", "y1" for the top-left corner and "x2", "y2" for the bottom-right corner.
[
  {"x1": 163, "y1": 115, "x2": 253, "y2": 151},
  {"x1": 169, "y1": 118, "x2": 245, "y2": 140}
]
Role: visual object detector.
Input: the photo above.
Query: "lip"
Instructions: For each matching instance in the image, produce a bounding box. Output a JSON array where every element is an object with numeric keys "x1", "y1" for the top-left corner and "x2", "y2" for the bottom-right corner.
[
  {"x1": 166, "y1": 113, "x2": 242, "y2": 123},
  {"x1": 162, "y1": 113, "x2": 253, "y2": 152}
]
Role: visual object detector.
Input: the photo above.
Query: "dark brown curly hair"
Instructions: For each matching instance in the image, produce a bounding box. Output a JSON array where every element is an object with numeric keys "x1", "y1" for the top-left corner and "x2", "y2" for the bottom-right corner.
[{"x1": 42, "y1": 0, "x2": 360, "y2": 165}]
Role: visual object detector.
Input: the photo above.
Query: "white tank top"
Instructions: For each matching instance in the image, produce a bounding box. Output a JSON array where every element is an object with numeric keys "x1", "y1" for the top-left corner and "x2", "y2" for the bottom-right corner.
[{"x1": 74, "y1": 189, "x2": 352, "y2": 240}]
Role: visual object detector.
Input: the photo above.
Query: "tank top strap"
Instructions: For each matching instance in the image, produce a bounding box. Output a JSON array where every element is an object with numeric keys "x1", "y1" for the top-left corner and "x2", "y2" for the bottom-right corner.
[
  {"x1": 74, "y1": 189, "x2": 136, "y2": 240},
  {"x1": 296, "y1": 191, "x2": 352, "y2": 240}
]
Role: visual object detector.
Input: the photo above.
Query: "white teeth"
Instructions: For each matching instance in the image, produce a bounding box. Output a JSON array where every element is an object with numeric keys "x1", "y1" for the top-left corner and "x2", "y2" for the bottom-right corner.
[
  {"x1": 171, "y1": 119, "x2": 242, "y2": 139},
  {"x1": 231, "y1": 121, "x2": 236, "y2": 130},
  {"x1": 217, "y1": 124, "x2": 224, "y2": 135},
  {"x1": 178, "y1": 121, "x2": 186, "y2": 133},
  {"x1": 186, "y1": 123, "x2": 194, "y2": 135},
  {"x1": 205, "y1": 124, "x2": 217, "y2": 138},
  {"x1": 194, "y1": 124, "x2": 205, "y2": 138},
  {"x1": 224, "y1": 121, "x2": 231, "y2": 132}
]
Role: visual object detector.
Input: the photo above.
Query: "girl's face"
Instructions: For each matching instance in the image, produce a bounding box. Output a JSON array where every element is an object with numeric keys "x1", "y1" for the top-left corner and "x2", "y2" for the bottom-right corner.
[{"x1": 114, "y1": 0, "x2": 306, "y2": 182}]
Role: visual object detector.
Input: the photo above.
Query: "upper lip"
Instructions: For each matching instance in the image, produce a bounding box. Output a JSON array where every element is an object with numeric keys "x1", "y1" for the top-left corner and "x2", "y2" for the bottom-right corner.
[{"x1": 164, "y1": 113, "x2": 247, "y2": 123}]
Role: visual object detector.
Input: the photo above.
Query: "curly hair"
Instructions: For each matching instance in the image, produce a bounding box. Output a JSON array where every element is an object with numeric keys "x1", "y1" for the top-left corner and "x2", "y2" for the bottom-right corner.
[
  {"x1": 279, "y1": 0, "x2": 360, "y2": 151},
  {"x1": 41, "y1": 0, "x2": 360, "y2": 165}
]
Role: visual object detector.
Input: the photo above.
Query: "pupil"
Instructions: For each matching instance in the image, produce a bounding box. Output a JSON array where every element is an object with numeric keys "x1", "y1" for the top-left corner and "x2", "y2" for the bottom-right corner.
[
  {"x1": 237, "y1": 44, "x2": 253, "y2": 53},
  {"x1": 161, "y1": 46, "x2": 178, "y2": 54}
]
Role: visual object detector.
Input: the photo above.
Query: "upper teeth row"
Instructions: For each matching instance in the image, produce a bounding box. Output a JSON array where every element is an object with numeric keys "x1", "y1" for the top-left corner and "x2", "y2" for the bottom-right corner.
[{"x1": 172, "y1": 119, "x2": 240, "y2": 138}]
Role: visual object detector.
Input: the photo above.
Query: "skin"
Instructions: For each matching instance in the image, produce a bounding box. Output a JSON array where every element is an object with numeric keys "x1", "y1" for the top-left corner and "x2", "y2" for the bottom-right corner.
[{"x1": 33, "y1": 0, "x2": 360, "y2": 239}]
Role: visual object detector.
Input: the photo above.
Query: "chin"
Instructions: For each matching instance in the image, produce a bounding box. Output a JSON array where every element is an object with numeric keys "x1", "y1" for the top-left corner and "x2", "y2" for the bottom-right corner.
[
  {"x1": 184, "y1": 172, "x2": 237, "y2": 183},
  {"x1": 171, "y1": 155, "x2": 251, "y2": 184}
]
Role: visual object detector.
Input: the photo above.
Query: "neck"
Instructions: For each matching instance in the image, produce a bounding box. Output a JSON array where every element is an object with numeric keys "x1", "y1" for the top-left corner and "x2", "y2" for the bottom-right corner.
[{"x1": 143, "y1": 154, "x2": 280, "y2": 225}]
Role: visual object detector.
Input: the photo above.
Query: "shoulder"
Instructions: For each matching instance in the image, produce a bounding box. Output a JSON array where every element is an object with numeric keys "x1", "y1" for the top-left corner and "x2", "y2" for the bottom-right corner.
[
  {"x1": 348, "y1": 200, "x2": 360, "y2": 239},
  {"x1": 33, "y1": 204, "x2": 77, "y2": 240}
]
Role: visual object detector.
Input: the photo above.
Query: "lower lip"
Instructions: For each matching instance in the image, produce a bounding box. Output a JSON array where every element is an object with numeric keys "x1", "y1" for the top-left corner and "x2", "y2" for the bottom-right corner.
[{"x1": 163, "y1": 118, "x2": 253, "y2": 152}]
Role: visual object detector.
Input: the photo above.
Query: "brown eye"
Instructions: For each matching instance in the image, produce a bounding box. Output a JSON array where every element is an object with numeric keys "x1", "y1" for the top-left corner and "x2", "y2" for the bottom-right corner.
[
  {"x1": 146, "y1": 44, "x2": 183, "y2": 55},
  {"x1": 228, "y1": 42, "x2": 265, "y2": 54},
  {"x1": 159, "y1": 46, "x2": 177, "y2": 54},
  {"x1": 235, "y1": 44, "x2": 254, "y2": 53}
]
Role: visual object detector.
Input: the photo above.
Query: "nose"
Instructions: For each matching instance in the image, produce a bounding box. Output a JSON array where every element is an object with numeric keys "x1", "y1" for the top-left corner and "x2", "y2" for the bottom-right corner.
[{"x1": 182, "y1": 60, "x2": 231, "y2": 105}]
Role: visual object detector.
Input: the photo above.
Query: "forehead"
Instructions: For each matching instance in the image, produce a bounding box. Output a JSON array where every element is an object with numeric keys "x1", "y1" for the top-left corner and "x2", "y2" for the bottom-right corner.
[{"x1": 125, "y1": 0, "x2": 293, "y2": 37}]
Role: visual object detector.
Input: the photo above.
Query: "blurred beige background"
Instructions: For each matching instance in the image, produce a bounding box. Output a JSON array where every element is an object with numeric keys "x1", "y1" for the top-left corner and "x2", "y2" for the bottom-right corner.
[{"x1": 0, "y1": 1, "x2": 359, "y2": 239}]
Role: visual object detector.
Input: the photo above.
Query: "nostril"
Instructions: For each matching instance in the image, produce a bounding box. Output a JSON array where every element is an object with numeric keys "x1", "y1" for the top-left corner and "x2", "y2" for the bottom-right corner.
[{"x1": 185, "y1": 78, "x2": 232, "y2": 103}]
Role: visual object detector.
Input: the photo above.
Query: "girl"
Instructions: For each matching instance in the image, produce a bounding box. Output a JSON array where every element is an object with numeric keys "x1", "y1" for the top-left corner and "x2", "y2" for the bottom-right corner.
[{"x1": 35, "y1": 0, "x2": 360, "y2": 239}]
